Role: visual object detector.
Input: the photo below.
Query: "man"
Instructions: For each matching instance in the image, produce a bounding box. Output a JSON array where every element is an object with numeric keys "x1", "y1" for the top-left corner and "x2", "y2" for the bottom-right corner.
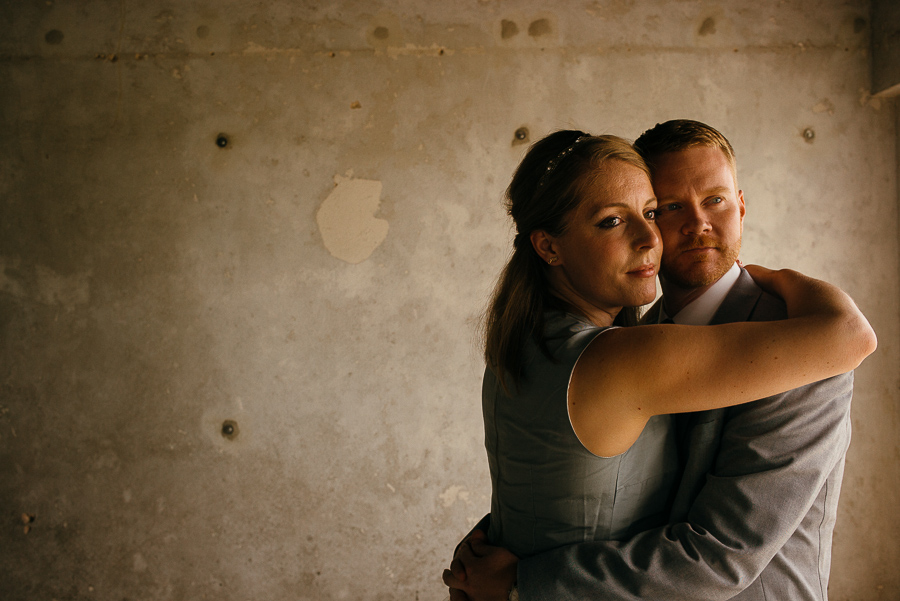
[{"x1": 443, "y1": 120, "x2": 854, "y2": 600}]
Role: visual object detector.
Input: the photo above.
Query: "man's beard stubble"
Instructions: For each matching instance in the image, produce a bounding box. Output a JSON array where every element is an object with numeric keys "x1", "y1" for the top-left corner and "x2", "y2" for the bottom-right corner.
[{"x1": 661, "y1": 236, "x2": 742, "y2": 290}]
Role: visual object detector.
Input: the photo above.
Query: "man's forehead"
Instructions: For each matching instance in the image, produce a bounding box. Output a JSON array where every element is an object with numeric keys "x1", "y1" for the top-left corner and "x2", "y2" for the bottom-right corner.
[
  {"x1": 651, "y1": 146, "x2": 737, "y2": 195},
  {"x1": 653, "y1": 145, "x2": 730, "y2": 169}
]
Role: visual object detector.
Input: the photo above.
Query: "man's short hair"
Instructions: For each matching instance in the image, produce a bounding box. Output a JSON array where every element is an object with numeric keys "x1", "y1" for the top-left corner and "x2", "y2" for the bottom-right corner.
[{"x1": 634, "y1": 119, "x2": 737, "y2": 182}]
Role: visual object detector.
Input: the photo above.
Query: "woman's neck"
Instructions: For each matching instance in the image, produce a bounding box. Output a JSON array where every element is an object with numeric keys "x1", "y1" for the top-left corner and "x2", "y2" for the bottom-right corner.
[{"x1": 548, "y1": 292, "x2": 620, "y2": 328}]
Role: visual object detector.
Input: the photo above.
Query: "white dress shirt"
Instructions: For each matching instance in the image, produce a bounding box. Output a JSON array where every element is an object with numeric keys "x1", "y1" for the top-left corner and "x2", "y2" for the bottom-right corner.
[{"x1": 659, "y1": 262, "x2": 741, "y2": 326}]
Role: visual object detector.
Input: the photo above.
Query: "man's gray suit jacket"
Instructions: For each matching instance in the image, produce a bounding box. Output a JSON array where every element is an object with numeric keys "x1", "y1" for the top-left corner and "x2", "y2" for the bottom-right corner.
[{"x1": 516, "y1": 268, "x2": 854, "y2": 600}]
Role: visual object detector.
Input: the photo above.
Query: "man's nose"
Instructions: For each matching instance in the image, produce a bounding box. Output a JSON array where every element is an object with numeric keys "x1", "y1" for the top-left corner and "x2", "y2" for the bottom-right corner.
[{"x1": 681, "y1": 206, "x2": 712, "y2": 235}]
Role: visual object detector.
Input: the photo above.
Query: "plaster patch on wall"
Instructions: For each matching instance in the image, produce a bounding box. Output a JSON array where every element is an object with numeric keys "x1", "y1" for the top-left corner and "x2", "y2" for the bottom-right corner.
[
  {"x1": 317, "y1": 175, "x2": 389, "y2": 264},
  {"x1": 439, "y1": 485, "x2": 471, "y2": 507},
  {"x1": 859, "y1": 88, "x2": 883, "y2": 110},
  {"x1": 813, "y1": 98, "x2": 836, "y2": 114}
]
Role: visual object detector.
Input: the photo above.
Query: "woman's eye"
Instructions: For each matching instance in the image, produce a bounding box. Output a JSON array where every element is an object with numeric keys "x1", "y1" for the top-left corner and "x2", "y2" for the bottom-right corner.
[
  {"x1": 645, "y1": 210, "x2": 657, "y2": 220},
  {"x1": 599, "y1": 216, "x2": 622, "y2": 228}
]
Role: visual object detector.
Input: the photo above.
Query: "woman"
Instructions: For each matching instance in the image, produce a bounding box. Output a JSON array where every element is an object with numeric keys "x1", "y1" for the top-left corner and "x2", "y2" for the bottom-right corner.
[{"x1": 476, "y1": 130, "x2": 876, "y2": 560}]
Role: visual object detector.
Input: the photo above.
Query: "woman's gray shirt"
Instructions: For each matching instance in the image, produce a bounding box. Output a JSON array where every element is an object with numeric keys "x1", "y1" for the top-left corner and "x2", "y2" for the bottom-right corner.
[{"x1": 484, "y1": 311, "x2": 680, "y2": 558}]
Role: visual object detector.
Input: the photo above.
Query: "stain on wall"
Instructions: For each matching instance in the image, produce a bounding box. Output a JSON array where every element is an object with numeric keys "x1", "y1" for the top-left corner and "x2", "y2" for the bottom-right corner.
[
  {"x1": 699, "y1": 17, "x2": 717, "y2": 36},
  {"x1": 501, "y1": 19, "x2": 519, "y2": 39},
  {"x1": 527, "y1": 18, "x2": 552, "y2": 37}
]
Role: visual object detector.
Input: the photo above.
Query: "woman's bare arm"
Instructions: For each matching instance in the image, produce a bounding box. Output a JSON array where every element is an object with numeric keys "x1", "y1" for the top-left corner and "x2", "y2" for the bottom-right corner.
[{"x1": 569, "y1": 266, "x2": 876, "y2": 457}]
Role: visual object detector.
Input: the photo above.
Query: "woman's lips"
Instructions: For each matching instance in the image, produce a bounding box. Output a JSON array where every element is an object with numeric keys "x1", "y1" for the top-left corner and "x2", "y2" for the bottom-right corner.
[{"x1": 627, "y1": 264, "x2": 657, "y2": 277}]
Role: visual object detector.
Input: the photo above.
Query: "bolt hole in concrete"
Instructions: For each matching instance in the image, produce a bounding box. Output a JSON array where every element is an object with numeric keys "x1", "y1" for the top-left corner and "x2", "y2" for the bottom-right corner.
[
  {"x1": 513, "y1": 127, "x2": 529, "y2": 145},
  {"x1": 21, "y1": 513, "x2": 36, "y2": 534},
  {"x1": 45, "y1": 29, "x2": 64, "y2": 44},
  {"x1": 196, "y1": 25, "x2": 210, "y2": 39},
  {"x1": 221, "y1": 420, "x2": 238, "y2": 440},
  {"x1": 373, "y1": 26, "x2": 389, "y2": 39},
  {"x1": 803, "y1": 128, "x2": 815, "y2": 143},
  {"x1": 216, "y1": 133, "x2": 229, "y2": 148}
]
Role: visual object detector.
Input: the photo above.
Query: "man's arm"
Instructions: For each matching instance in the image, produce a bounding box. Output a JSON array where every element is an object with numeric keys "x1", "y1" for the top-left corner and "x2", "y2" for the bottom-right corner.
[{"x1": 514, "y1": 372, "x2": 853, "y2": 600}]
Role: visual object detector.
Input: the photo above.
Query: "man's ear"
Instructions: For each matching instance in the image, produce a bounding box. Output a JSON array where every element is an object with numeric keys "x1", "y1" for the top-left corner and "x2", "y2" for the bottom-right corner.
[
  {"x1": 530, "y1": 230, "x2": 561, "y2": 265},
  {"x1": 738, "y1": 189, "x2": 746, "y2": 230}
]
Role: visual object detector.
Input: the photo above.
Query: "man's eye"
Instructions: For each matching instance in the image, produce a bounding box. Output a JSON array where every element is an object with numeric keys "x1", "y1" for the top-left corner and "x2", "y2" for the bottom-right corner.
[
  {"x1": 659, "y1": 203, "x2": 679, "y2": 212},
  {"x1": 645, "y1": 210, "x2": 657, "y2": 220},
  {"x1": 709, "y1": 196, "x2": 724, "y2": 204},
  {"x1": 599, "y1": 216, "x2": 622, "y2": 228}
]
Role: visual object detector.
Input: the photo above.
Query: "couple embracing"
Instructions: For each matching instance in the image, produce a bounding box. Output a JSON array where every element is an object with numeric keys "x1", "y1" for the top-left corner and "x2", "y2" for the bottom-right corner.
[{"x1": 442, "y1": 120, "x2": 877, "y2": 601}]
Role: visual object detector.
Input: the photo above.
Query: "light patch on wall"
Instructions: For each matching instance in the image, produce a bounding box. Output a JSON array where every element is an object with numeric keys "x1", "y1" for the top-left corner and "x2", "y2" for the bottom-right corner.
[
  {"x1": 439, "y1": 484, "x2": 471, "y2": 507},
  {"x1": 858, "y1": 88, "x2": 883, "y2": 110},
  {"x1": 133, "y1": 552, "x2": 148, "y2": 573},
  {"x1": 813, "y1": 99, "x2": 836, "y2": 115},
  {"x1": 0, "y1": 257, "x2": 26, "y2": 298},
  {"x1": 0, "y1": 257, "x2": 90, "y2": 309},
  {"x1": 34, "y1": 265, "x2": 91, "y2": 308},
  {"x1": 317, "y1": 174, "x2": 389, "y2": 264}
]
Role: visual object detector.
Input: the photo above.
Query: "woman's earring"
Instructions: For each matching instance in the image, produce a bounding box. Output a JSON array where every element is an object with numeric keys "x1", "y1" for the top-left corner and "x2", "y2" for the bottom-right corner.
[{"x1": 548, "y1": 257, "x2": 558, "y2": 265}]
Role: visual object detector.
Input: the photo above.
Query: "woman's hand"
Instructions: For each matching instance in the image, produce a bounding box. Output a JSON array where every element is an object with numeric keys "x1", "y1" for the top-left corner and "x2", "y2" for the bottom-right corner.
[{"x1": 743, "y1": 264, "x2": 789, "y2": 298}]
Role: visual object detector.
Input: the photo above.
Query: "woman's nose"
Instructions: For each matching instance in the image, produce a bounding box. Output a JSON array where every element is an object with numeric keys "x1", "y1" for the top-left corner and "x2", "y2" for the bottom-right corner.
[{"x1": 634, "y1": 219, "x2": 660, "y2": 250}]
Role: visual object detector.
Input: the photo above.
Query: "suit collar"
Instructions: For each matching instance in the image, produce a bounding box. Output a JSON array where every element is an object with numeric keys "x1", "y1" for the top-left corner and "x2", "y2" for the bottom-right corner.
[
  {"x1": 708, "y1": 267, "x2": 763, "y2": 325},
  {"x1": 642, "y1": 298, "x2": 664, "y2": 324},
  {"x1": 642, "y1": 267, "x2": 763, "y2": 326}
]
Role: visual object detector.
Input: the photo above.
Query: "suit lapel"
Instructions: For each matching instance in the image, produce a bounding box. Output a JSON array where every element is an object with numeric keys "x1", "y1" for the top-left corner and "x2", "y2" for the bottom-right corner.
[
  {"x1": 707, "y1": 268, "x2": 763, "y2": 326},
  {"x1": 641, "y1": 298, "x2": 664, "y2": 325},
  {"x1": 666, "y1": 267, "x2": 764, "y2": 520}
]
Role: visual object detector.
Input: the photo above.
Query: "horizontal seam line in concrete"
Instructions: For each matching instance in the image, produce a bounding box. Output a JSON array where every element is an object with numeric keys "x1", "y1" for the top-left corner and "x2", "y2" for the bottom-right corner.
[{"x1": 0, "y1": 44, "x2": 866, "y2": 62}]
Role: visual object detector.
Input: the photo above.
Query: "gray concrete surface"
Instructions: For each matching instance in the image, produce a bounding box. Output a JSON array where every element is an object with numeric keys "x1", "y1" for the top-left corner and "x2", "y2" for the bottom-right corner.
[{"x1": 1, "y1": 1, "x2": 898, "y2": 600}]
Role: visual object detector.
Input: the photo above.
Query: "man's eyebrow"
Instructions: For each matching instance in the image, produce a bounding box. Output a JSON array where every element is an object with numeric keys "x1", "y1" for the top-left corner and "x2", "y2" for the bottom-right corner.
[{"x1": 703, "y1": 185, "x2": 732, "y2": 195}]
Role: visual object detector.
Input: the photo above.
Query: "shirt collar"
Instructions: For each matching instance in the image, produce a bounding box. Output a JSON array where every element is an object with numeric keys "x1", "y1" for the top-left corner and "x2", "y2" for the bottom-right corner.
[{"x1": 660, "y1": 262, "x2": 741, "y2": 326}]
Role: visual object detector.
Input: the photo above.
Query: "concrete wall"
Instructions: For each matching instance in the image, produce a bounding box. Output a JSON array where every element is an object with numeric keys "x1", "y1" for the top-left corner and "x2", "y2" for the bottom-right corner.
[{"x1": 1, "y1": 1, "x2": 898, "y2": 599}]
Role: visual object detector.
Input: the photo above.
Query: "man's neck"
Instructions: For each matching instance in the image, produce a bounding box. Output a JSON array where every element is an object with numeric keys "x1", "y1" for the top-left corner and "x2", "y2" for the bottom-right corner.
[
  {"x1": 660, "y1": 262, "x2": 741, "y2": 319},
  {"x1": 660, "y1": 281, "x2": 716, "y2": 317}
]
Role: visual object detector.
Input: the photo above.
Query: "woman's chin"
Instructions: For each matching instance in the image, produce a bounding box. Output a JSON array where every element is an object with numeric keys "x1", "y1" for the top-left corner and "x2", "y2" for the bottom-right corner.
[{"x1": 633, "y1": 287, "x2": 659, "y2": 307}]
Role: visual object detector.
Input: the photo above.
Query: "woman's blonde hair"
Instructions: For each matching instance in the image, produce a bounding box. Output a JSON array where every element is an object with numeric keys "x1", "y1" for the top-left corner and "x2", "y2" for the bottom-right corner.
[{"x1": 484, "y1": 130, "x2": 650, "y2": 393}]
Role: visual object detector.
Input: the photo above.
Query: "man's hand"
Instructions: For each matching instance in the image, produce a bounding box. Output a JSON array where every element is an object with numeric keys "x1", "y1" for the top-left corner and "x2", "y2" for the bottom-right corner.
[
  {"x1": 444, "y1": 529, "x2": 486, "y2": 601},
  {"x1": 442, "y1": 531, "x2": 518, "y2": 601}
]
